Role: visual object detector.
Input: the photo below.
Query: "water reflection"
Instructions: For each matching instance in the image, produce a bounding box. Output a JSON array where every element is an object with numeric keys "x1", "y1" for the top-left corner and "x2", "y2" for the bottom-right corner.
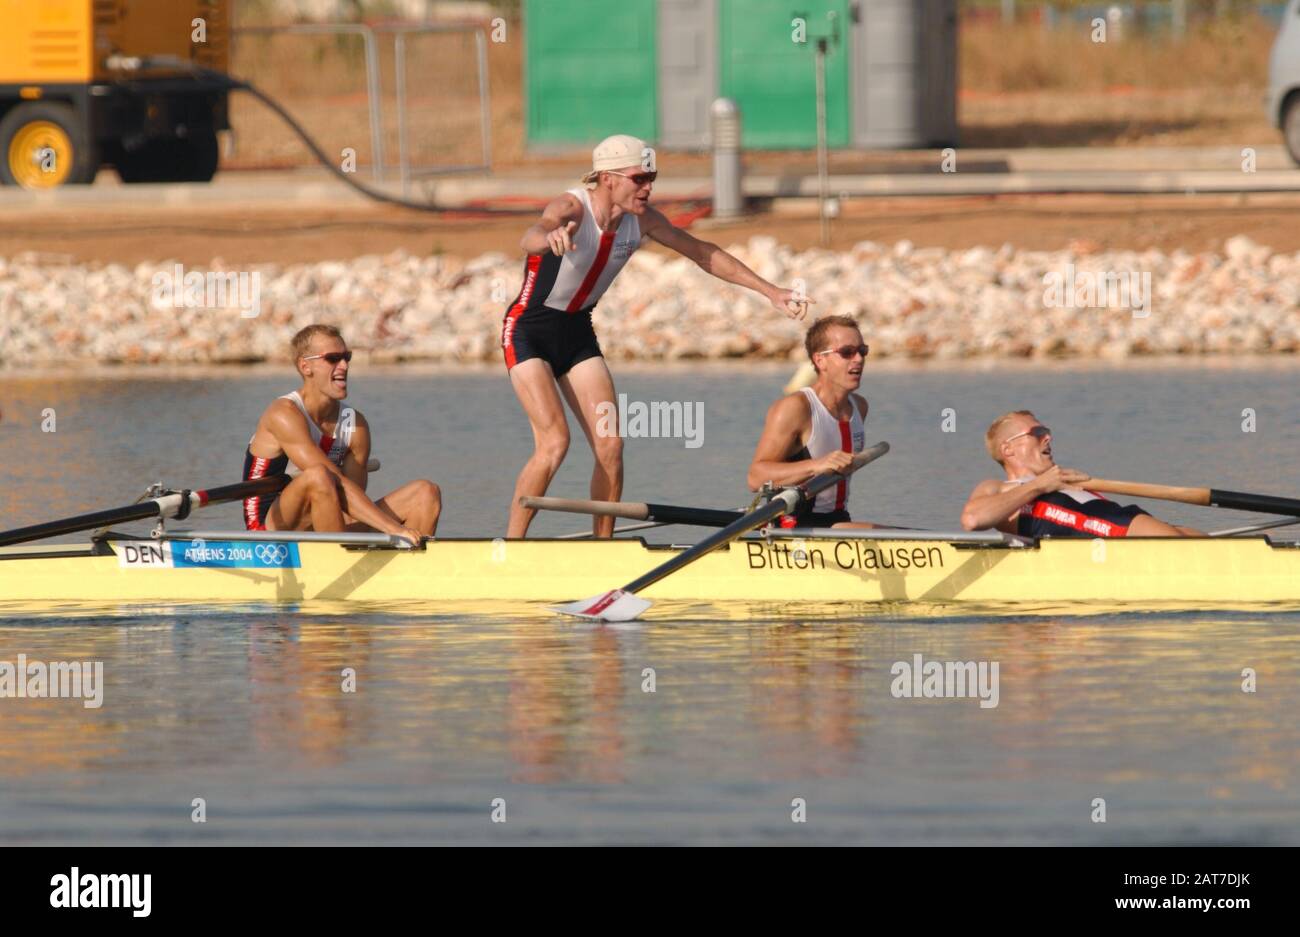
[
  {"x1": 2, "y1": 364, "x2": 1299, "y2": 842},
  {"x1": 248, "y1": 619, "x2": 375, "y2": 766}
]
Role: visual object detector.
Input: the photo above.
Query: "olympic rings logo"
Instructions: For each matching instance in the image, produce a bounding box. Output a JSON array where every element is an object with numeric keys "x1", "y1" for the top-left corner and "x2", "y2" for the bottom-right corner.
[{"x1": 255, "y1": 543, "x2": 290, "y2": 565}]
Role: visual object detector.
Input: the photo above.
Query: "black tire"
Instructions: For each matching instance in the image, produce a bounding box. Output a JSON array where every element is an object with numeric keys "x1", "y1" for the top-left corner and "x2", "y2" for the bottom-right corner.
[
  {"x1": 0, "y1": 101, "x2": 99, "y2": 188},
  {"x1": 114, "y1": 141, "x2": 169, "y2": 183},
  {"x1": 176, "y1": 130, "x2": 220, "y2": 182},
  {"x1": 115, "y1": 131, "x2": 219, "y2": 184},
  {"x1": 1284, "y1": 94, "x2": 1300, "y2": 168}
]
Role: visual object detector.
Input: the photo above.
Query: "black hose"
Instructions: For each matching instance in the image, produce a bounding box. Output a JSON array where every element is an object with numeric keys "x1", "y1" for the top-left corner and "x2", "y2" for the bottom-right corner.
[{"x1": 133, "y1": 56, "x2": 533, "y2": 215}]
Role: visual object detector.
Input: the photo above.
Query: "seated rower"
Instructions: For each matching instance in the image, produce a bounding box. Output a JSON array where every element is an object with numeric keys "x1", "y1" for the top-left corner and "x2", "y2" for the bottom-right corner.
[
  {"x1": 242, "y1": 324, "x2": 441, "y2": 545},
  {"x1": 961, "y1": 410, "x2": 1202, "y2": 538},
  {"x1": 747, "y1": 315, "x2": 885, "y2": 529}
]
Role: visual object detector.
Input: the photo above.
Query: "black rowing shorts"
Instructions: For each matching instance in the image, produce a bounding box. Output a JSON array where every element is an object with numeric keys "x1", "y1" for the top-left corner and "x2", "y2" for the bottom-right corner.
[{"x1": 502, "y1": 305, "x2": 603, "y2": 378}]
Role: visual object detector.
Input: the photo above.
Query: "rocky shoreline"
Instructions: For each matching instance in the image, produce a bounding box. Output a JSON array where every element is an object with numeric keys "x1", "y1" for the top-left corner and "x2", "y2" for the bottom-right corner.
[{"x1": 2, "y1": 236, "x2": 1296, "y2": 368}]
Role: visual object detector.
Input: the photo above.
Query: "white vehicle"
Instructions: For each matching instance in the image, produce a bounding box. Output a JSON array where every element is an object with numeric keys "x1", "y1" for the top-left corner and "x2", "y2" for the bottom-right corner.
[{"x1": 1269, "y1": 0, "x2": 1300, "y2": 164}]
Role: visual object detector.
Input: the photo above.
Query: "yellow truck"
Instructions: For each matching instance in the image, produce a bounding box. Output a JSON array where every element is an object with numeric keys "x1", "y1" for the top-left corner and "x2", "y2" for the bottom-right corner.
[{"x1": 0, "y1": 0, "x2": 230, "y2": 187}]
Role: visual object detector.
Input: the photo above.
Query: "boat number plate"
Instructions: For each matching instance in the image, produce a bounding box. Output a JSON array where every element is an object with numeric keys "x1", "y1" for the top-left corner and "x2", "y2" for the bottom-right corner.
[{"x1": 117, "y1": 540, "x2": 302, "y2": 570}]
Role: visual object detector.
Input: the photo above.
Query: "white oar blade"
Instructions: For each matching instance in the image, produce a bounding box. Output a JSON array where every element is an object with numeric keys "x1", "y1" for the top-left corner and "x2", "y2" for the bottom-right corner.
[{"x1": 550, "y1": 589, "x2": 652, "y2": 622}]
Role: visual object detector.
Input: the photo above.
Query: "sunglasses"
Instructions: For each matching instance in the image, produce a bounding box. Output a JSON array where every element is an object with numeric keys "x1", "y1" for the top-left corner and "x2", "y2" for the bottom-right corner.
[
  {"x1": 816, "y1": 344, "x2": 870, "y2": 360},
  {"x1": 1004, "y1": 425, "x2": 1052, "y2": 445},
  {"x1": 606, "y1": 170, "x2": 658, "y2": 187},
  {"x1": 302, "y1": 351, "x2": 353, "y2": 365}
]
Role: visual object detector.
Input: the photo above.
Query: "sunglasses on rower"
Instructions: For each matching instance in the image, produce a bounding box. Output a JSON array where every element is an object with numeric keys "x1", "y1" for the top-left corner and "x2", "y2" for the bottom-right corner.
[
  {"x1": 302, "y1": 351, "x2": 353, "y2": 365},
  {"x1": 1003, "y1": 425, "x2": 1052, "y2": 445},
  {"x1": 605, "y1": 170, "x2": 658, "y2": 187},
  {"x1": 816, "y1": 344, "x2": 870, "y2": 360}
]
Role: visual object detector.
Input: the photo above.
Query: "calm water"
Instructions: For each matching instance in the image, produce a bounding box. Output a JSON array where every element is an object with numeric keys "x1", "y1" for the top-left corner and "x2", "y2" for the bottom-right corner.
[{"x1": 1, "y1": 361, "x2": 1298, "y2": 844}]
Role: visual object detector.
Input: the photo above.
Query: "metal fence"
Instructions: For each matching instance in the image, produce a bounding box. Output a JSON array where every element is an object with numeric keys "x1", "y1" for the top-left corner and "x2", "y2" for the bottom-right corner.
[{"x1": 229, "y1": 22, "x2": 491, "y2": 191}]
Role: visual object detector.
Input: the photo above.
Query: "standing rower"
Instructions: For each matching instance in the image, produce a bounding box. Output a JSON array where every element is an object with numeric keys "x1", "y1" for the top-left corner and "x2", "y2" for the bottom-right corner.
[
  {"x1": 960, "y1": 410, "x2": 1202, "y2": 537},
  {"x1": 502, "y1": 133, "x2": 814, "y2": 538},
  {"x1": 242, "y1": 324, "x2": 441, "y2": 545},
  {"x1": 747, "y1": 316, "x2": 884, "y2": 528}
]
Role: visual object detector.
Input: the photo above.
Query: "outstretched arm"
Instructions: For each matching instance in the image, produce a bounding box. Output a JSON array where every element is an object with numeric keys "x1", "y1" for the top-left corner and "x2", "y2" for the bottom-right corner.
[{"x1": 642, "y1": 207, "x2": 813, "y2": 320}]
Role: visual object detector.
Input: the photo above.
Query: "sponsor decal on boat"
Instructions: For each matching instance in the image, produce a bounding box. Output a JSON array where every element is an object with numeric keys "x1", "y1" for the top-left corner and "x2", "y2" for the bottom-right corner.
[
  {"x1": 744, "y1": 540, "x2": 945, "y2": 571},
  {"x1": 117, "y1": 540, "x2": 301, "y2": 569}
]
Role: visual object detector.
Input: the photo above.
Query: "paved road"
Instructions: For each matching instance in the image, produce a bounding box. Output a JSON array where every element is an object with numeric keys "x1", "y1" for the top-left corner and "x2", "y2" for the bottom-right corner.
[{"x1": 1, "y1": 145, "x2": 1296, "y2": 213}]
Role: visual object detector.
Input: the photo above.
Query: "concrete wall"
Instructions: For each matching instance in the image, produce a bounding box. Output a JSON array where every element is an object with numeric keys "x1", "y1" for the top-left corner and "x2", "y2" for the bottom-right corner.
[{"x1": 657, "y1": 0, "x2": 717, "y2": 148}]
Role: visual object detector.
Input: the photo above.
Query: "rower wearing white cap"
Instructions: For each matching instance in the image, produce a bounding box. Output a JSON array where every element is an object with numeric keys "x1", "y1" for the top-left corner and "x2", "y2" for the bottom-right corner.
[{"x1": 502, "y1": 133, "x2": 815, "y2": 538}]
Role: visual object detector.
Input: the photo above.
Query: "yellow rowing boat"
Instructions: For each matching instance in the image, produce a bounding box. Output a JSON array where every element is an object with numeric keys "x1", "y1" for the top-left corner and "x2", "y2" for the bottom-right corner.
[{"x1": 3, "y1": 530, "x2": 1299, "y2": 616}]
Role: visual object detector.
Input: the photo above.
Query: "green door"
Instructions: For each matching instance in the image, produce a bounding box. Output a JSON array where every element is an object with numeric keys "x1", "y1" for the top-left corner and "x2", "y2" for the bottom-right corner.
[
  {"x1": 719, "y1": 0, "x2": 851, "y2": 148},
  {"x1": 525, "y1": 0, "x2": 657, "y2": 145}
]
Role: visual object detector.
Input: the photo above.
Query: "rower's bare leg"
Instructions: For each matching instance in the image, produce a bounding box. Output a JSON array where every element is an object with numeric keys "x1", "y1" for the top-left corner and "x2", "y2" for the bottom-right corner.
[
  {"x1": 1129, "y1": 514, "x2": 1202, "y2": 537},
  {"x1": 507, "y1": 358, "x2": 570, "y2": 538},
  {"x1": 559, "y1": 356, "x2": 622, "y2": 538},
  {"x1": 265, "y1": 463, "x2": 346, "y2": 532},
  {"x1": 349, "y1": 481, "x2": 441, "y2": 536}
]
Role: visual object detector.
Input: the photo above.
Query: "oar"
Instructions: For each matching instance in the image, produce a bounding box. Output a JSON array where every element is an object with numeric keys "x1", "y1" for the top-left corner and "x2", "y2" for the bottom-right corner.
[
  {"x1": 1209, "y1": 516, "x2": 1300, "y2": 538},
  {"x1": 552, "y1": 441, "x2": 890, "y2": 622},
  {"x1": 520, "y1": 495, "x2": 743, "y2": 528},
  {"x1": 0, "y1": 475, "x2": 291, "y2": 547},
  {"x1": 1086, "y1": 478, "x2": 1300, "y2": 517},
  {"x1": 556, "y1": 521, "x2": 666, "y2": 540}
]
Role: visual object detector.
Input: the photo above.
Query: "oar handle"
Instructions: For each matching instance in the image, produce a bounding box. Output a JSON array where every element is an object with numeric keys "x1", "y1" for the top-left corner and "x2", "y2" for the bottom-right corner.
[
  {"x1": 192, "y1": 475, "x2": 293, "y2": 508},
  {"x1": 1085, "y1": 478, "x2": 1300, "y2": 519},
  {"x1": 520, "y1": 496, "x2": 744, "y2": 528},
  {"x1": 520, "y1": 496, "x2": 651, "y2": 521},
  {"x1": 798, "y1": 441, "x2": 891, "y2": 499},
  {"x1": 1084, "y1": 478, "x2": 1211, "y2": 506}
]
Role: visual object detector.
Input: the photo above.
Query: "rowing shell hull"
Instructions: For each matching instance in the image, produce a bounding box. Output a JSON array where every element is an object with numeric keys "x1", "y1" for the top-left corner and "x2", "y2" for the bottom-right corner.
[{"x1": 2, "y1": 535, "x2": 1300, "y2": 616}]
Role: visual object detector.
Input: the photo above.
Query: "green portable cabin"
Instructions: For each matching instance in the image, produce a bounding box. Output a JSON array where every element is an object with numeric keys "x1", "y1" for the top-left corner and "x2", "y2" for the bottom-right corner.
[{"x1": 524, "y1": 0, "x2": 957, "y2": 150}]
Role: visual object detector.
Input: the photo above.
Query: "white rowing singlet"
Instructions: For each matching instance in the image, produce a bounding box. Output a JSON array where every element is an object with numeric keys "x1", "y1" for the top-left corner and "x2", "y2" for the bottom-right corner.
[
  {"x1": 248, "y1": 391, "x2": 355, "y2": 468},
  {"x1": 520, "y1": 187, "x2": 642, "y2": 314},
  {"x1": 799, "y1": 387, "x2": 866, "y2": 513},
  {"x1": 242, "y1": 392, "x2": 356, "y2": 529}
]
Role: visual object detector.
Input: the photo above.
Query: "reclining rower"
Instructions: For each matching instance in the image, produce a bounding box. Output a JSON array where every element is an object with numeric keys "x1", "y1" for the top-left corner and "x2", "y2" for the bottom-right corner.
[
  {"x1": 961, "y1": 410, "x2": 1202, "y2": 538},
  {"x1": 241, "y1": 324, "x2": 441, "y2": 545}
]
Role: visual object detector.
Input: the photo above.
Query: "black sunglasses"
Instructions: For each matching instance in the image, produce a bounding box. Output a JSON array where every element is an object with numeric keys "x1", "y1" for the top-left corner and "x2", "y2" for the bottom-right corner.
[
  {"x1": 302, "y1": 351, "x2": 353, "y2": 365},
  {"x1": 816, "y1": 344, "x2": 870, "y2": 360},
  {"x1": 607, "y1": 170, "x2": 658, "y2": 187},
  {"x1": 1004, "y1": 425, "x2": 1052, "y2": 445}
]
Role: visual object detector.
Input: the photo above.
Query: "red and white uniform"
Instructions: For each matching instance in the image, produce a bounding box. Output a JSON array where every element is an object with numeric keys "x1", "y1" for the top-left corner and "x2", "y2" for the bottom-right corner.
[
  {"x1": 501, "y1": 187, "x2": 643, "y2": 375},
  {"x1": 796, "y1": 387, "x2": 866, "y2": 514},
  {"x1": 241, "y1": 391, "x2": 355, "y2": 530},
  {"x1": 1011, "y1": 480, "x2": 1150, "y2": 539},
  {"x1": 515, "y1": 186, "x2": 641, "y2": 314}
]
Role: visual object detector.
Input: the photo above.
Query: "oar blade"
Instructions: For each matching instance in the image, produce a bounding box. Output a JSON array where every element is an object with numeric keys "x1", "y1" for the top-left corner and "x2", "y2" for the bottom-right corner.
[{"x1": 550, "y1": 589, "x2": 653, "y2": 622}]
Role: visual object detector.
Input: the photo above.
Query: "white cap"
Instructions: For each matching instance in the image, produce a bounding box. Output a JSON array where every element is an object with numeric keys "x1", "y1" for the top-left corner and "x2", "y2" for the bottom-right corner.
[{"x1": 581, "y1": 134, "x2": 657, "y2": 185}]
